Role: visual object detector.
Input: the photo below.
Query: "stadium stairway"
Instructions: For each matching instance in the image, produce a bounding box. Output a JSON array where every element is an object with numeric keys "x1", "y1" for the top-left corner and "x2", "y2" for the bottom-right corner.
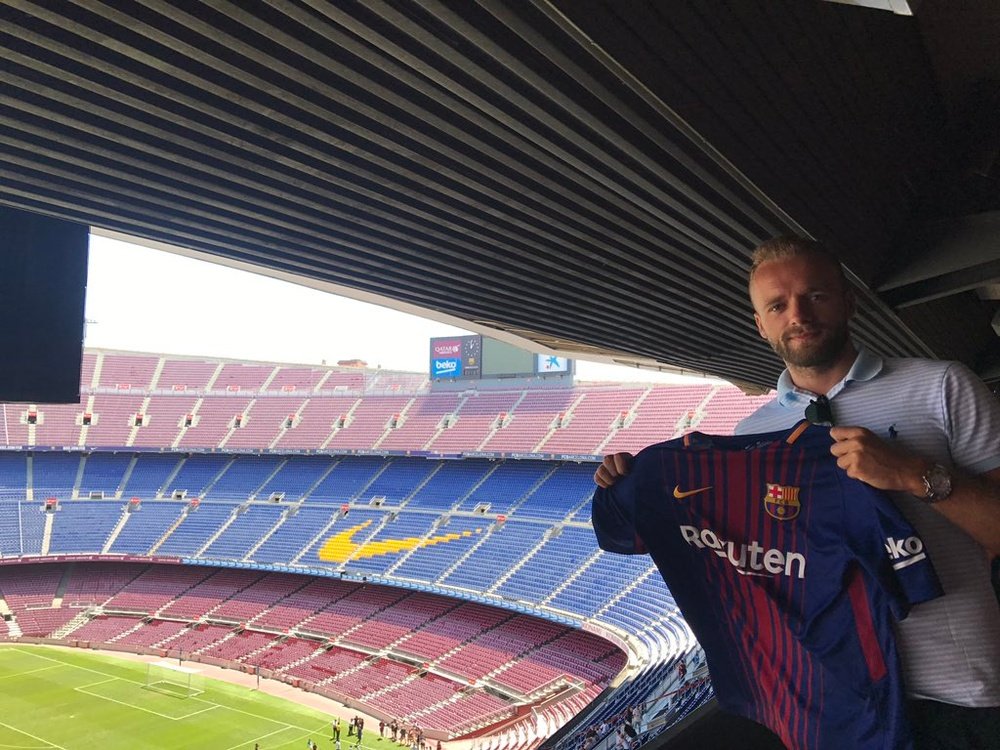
[
  {"x1": 52, "y1": 610, "x2": 91, "y2": 639},
  {"x1": 192, "y1": 627, "x2": 237, "y2": 657},
  {"x1": 291, "y1": 510, "x2": 344, "y2": 565},
  {"x1": 116, "y1": 455, "x2": 139, "y2": 499},
  {"x1": 102, "y1": 507, "x2": 132, "y2": 552},
  {"x1": 171, "y1": 400, "x2": 201, "y2": 449},
  {"x1": 422, "y1": 393, "x2": 473, "y2": 450},
  {"x1": 148, "y1": 355, "x2": 167, "y2": 391},
  {"x1": 434, "y1": 520, "x2": 501, "y2": 583},
  {"x1": 160, "y1": 458, "x2": 195, "y2": 498},
  {"x1": 104, "y1": 618, "x2": 148, "y2": 645},
  {"x1": 383, "y1": 515, "x2": 446, "y2": 576},
  {"x1": 148, "y1": 508, "x2": 190, "y2": 554},
  {"x1": 360, "y1": 670, "x2": 419, "y2": 701},
  {"x1": 371, "y1": 397, "x2": 416, "y2": 450},
  {"x1": 540, "y1": 548, "x2": 603, "y2": 606},
  {"x1": 337, "y1": 512, "x2": 394, "y2": 568},
  {"x1": 218, "y1": 398, "x2": 254, "y2": 450},
  {"x1": 204, "y1": 362, "x2": 225, "y2": 391},
  {"x1": 476, "y1": 390, "x2": 528, "y2": 450},
  {"x1": 201, "y1": 457, "x2": 237, "y2": 496},
  {"x1": 40, "y1": 511, "x2": 54, "y2": 555},
  {"x1": 70, "y1": 456, "x2": 86, "y2": 497},
  {"x1": 192, "y1": 506, "x2": 241, "y2": 557},
  {"x1": 450, "y1": 461, "x2": 504, "y2": 511},
  {"x1": 76, "y1": 396, "x2": 95, "y2": 449},
  {"x1": 593, "y1": 386, "x2": 653, "y2": 455},
  {"x1": 243, "y1": 507, "x2": 290, "y2": 560},
  {"x1": 126, "y1": 396, "x2": 152, "y2": 446},
  {"x1": 485, "y1": 528, "x2": 556, "y2": 595},
  {"x1": 502, "y1": 466, "x2": 561, "y2": 517},
  {"x1": 249, "y1": 459, "x2": 289, "y2": 499},
  {"x1": 400, "y1": 463, "x2": 445, "y2": 506},
  {"x1": 269, "y1": 403, "x2": 309, "y2": 449},
  {"x1": 239, "y1": 633, "x2": 288, "y2": 663}
]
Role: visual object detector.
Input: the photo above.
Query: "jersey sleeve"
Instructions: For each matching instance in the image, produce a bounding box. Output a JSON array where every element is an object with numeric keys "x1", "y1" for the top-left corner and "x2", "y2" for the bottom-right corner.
[
  {"x1": 841, "y1": 477, "x2": 943, "y2": 619},
  {"x1": 591, "y1": 461, "x2": 647, "y2": 555}
]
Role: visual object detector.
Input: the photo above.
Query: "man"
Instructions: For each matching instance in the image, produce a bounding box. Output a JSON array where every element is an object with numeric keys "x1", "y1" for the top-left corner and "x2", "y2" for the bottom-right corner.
[{"x1": 595, "y1": 236, "x2": 1000, "y2": 748}]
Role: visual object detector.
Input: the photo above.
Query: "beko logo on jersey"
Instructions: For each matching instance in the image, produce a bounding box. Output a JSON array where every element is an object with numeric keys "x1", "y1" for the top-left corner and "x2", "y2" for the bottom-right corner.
[
  {"x1": 680, "y1": 525, "x2": 806, "y2": 579},
  {"x1": 885, "y1": 535, "x2": 926, "y2": 570}
]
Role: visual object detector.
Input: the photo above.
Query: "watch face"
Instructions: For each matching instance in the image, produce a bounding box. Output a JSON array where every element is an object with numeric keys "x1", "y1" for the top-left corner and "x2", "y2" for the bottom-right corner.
[{"x1": 926, "y1": 465, "x2": 952, "y2": 502}]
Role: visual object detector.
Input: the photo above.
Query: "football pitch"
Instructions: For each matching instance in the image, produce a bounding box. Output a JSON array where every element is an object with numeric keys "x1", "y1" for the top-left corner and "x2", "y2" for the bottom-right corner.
[{"x1": 0, "y1": 645, "x2": 381, "y2": 750}]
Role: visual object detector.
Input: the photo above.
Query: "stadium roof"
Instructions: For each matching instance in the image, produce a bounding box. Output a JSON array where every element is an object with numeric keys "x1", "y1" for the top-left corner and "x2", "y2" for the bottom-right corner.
[{"x1": 2, "y1": 1, "x2": 998, "y2": 389}]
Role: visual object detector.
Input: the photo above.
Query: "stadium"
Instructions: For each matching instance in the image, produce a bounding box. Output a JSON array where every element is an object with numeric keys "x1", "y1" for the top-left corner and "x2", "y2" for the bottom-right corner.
[
  {"x1": 0, "y1": 345, "x2": 770, "y2": 749},
  {"x1": 1, "y1": 1, "x2": 998, "y2": 749}
]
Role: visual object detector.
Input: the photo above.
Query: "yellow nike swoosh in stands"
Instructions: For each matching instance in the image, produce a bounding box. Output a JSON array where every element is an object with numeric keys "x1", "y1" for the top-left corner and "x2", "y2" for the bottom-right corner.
[
  {"x1": 318, "y1": 520, "x2": 483, "y2": 563},
  {"x1": 673, "y1": 485, "x2": 713, "y2": 499}
]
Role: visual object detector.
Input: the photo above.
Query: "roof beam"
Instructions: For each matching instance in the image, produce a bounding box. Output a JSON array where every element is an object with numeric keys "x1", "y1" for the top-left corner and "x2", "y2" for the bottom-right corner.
[{"x1": 879, "y1": 211, "x2": 1000, "y2": 307}]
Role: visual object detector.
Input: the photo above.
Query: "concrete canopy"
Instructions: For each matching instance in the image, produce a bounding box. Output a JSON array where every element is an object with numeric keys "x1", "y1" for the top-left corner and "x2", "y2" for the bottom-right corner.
[{"x1": 2, "y1": 0, "x2": 997, "y2": 389}]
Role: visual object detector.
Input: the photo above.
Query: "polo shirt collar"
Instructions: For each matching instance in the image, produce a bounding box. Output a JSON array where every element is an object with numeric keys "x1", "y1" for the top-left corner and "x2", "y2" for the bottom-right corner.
[{"x1": 775, "y1": 346, "x2": 883, "y2": 408}]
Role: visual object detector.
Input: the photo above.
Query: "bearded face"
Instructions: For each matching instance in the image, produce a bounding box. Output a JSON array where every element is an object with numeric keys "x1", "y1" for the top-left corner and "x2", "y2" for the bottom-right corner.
[
  {"x1": 750, "y1": 254, "x2": 856, "y2": 373},
  {"x1": 766, "y1": 315, "x2": 853, "y2": 369}
]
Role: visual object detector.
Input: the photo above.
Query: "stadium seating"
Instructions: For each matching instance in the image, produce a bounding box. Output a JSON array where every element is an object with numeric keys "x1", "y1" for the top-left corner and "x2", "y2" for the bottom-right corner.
[
  {"x1": 77, "y1": 453, "x2": 132, "y2": 497},
  {"x1": 0, "y1": 348, "x2": 767, "y2": 746}
]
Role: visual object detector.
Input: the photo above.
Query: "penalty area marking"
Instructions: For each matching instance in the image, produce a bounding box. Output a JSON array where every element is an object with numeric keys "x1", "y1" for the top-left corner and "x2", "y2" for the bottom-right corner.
[
  {"x1": 73, "y1": 677, "x2": 220, "y2": 721},
  {"x1": 7, "y1": 647, "x2": 332, "y2": 734},
  {"x1": 0, "y1": 663, "x2": 62, "y2": 681},
  {"x1": 0, "y1": 720, "x2": 67, "y2": 750}
]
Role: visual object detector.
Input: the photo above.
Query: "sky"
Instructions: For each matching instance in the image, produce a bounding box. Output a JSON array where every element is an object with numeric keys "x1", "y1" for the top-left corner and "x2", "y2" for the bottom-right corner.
[{"x1": 84, "y1": 234, "x2": 714, "y2": 384}]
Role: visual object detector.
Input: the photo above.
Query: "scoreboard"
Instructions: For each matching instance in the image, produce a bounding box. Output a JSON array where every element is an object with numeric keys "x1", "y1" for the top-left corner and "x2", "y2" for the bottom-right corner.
[
  {"x1": 429, "y1": 335, "x2": 572, "y2": 380},
  {"x1": 429, "y1": 336, "x2": 481, "y2": 380}
]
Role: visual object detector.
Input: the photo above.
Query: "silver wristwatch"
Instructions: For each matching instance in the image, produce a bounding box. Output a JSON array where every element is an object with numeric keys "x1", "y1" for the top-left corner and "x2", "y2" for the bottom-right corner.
[{"x1": 920, "y1": 464, "x2": 953, "y2": 504}]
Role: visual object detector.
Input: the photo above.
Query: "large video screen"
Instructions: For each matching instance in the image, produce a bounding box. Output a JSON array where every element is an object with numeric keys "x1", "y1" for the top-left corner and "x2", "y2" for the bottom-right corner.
[
  {"x1": 429, "y1": 335, "x2": 572, "y2": 380},
  {"x1": 482, "y1": 338, "x2": 534, "y2": 377}
]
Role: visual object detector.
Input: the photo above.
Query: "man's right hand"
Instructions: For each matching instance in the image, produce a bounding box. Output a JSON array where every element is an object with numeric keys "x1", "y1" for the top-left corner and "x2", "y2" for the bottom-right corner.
[{"x1": 594, "y1": 453, "x2": 634, "y2": 488}]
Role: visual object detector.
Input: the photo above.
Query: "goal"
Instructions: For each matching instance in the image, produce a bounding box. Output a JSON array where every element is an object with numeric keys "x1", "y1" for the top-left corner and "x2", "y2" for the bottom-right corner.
[{"x1": 144, "y1": 659, "x2": 205, "y2": 698}]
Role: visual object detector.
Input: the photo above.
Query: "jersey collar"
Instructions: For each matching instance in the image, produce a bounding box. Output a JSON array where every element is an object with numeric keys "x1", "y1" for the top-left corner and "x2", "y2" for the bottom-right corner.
[{"x1": 776, "y1": 345, "x2": 883, "y2": 407}]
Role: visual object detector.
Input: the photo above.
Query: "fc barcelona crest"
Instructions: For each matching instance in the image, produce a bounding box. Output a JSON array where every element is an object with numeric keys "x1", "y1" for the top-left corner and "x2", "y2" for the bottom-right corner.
[{"x1": 764, "y1": 483, "x2": 800, "y2": 520}]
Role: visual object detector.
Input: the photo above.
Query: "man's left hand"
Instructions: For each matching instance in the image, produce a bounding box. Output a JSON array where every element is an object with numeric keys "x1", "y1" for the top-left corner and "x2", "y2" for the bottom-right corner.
[{"x1": 829, "y1": 426, "x2": 927, "y2": 496}]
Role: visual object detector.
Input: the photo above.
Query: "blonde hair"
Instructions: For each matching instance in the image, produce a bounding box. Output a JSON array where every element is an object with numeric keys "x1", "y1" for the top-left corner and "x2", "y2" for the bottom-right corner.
[{"x1": 749, "y1": 235, "x2": 847, "y2": 288}]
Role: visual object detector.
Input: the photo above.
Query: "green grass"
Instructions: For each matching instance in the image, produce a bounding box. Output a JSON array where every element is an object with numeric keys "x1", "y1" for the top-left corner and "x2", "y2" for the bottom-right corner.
[{"x1": 0, "y1": 645, "x2": 393, "y2": 750}]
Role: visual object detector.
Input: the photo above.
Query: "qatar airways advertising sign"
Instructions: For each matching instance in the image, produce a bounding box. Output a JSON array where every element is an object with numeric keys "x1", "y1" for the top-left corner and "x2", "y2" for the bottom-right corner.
[
  {"x1": 429, "y1": 335, "x2": 481, "y2": 379},
  {"x1": 432, "y1": 339, "x2": 462, "y2": 358}
]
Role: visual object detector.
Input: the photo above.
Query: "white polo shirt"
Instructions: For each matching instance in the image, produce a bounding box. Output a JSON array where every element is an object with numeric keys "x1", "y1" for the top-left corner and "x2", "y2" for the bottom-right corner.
[{"x1": 737, "y1": 347, "x2": 1000, "y2": 707}]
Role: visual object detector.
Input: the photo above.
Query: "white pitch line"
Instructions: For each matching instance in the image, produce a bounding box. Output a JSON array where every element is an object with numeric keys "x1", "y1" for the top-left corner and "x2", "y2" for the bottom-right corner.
[
  {"x1": 73, "y1": 683, "x2": 220, "y2": 721},
  {"x1": 219, "y1": 724, "x2": 292, "y2": 750},
  {"x1": 74, "y1": 677, "x2": 118, "y2": 690},
  {"x1": 8, "y1": 647, "x2": 326, "y2": 733},
  {"x1": 0, "y1": 663, "x2": 62, "y2": 680},
  {"x1": 0, "y1": 720, "x2": 67, "y2": 750}
]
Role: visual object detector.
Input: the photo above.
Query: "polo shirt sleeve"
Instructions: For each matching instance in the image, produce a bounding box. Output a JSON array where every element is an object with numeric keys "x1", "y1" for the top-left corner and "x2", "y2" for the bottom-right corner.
[
  {"x1": 941, "y1": 362, "x2": 1000, "y2": 475},
  {"x1": 842, "y1": 476, "x2": 943, "y2": 620}
]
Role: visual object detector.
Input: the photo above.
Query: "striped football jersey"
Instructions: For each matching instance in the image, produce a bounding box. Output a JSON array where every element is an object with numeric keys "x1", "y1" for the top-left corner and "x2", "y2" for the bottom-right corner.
[{"x1": 592, "y1": 422, "x2": 942, "y2": 750}]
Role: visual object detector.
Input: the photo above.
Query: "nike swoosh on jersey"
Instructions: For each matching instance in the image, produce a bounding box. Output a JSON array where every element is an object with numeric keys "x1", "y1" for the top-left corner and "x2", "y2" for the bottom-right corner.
[{"x1": 673, "y1": 485, "x2": 713, "y2": 499}]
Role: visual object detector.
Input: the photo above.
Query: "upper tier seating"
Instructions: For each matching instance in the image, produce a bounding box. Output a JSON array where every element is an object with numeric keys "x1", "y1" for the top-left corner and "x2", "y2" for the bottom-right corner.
[{"x1": 0, "y1": 349, "x2": 770, "y2": 452}]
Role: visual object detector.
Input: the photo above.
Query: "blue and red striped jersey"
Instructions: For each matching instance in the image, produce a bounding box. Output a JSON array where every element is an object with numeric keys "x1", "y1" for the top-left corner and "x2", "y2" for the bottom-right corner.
[{"x1": 592, "y1": 422, "x2": 942, "y2": 750}]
